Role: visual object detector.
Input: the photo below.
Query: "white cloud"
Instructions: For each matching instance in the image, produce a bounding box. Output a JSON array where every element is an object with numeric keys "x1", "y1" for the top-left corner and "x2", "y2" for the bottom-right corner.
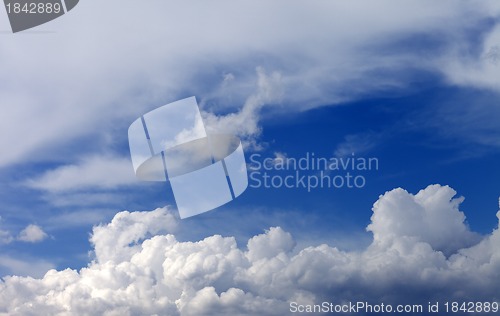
[
  {"x1": 485, "y1": 45, "x2": 500, "y2": 65},
  {"x1": 202, "y1": 67, "x2": 283, "y2": 149},
  {"x1": 246, "y1": 227, "x2": 294, "y2": 262},
  {"x1": 90, "y1": 208, "x2": 178, "y2": 264},
  {"x1": 42, "y1": 192, "x2": 126, "y2": 208},
  {"x1": 21, "y1": 155, "x2": 140, "y2": 213},
  {"x1": 0, "y1": 185, "x2": 499, "y2": 315},
  {"x1": 0, "y1": 230, "x2": 13, "y2": 245},
  {"x1": 440, "y1": 23, "x2": 500, "y2": 91},
  {"x1": 0, "y1": 217, "x2": 13, "y2": 245},
  {"x1": 43, "y1": 208, "x2": 117, "y2": 229},
  {"x1": 1, "y1": 1, "x2": 499, "y2": 169},
  {"x1": 0, "y1": 220, "x2": 49, "y2": 244},
  {"x1": 0, "y1": 256, "x2": 55, "y2": 278},
  {"x1": 368, "y1": 184, "x2": 481, "y2": 255},
  {"x1": 333, "y1": 132, "x2": 381, "y2": 158},
  {"x1": 24, "y1": 155, "x2": 137, "y2": 193},
  {"x1": 17, "y1": 224, "x2": 48, "y2": 243}
]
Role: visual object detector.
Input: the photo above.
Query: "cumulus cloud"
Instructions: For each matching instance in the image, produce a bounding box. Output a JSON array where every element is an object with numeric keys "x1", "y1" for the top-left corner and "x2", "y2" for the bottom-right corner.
[
  {"x1": 0, "y1": 221, "x2": 48, "y2": 244},
  {"x1": 0, "y1": 185, "x2": 498, "y2": 315},
  {"x1": 17, "y1": 224, "x2": 48, "y2": 243},
  {"x1": 367, "y1": 184, "x2": 481, "y2": 255},
  {"x1": 0, "y1": 224, "x2": 51, "y2": 277},
  {"x1": 90, "y1": 208, "x2": 178, "y2": 263}
]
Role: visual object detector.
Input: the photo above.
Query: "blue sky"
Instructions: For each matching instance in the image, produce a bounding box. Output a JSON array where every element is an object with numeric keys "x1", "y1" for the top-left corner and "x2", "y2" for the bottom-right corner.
[
  {"x1": 1, "y1": 1, "x2": 500, "y2": 315},
  {"x1": 2, "y1": 83, "x2": 498, "y2": 272}
]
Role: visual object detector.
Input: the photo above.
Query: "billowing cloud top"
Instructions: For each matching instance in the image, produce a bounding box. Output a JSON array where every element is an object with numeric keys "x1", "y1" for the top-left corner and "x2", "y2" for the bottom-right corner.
[{"x1": 0, "y1": 184, "x2": 498, "y2": 315}]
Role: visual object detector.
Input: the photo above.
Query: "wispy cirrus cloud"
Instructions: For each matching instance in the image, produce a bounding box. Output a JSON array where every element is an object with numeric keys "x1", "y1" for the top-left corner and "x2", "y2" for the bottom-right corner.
[
  {"x1": 23, "y1": 155, "x2": 137, "y2": 193},
  {"x1": 1, "y1": 1, "x2": 499, "y2": 169},
  {"x1": 333, "y1": 132, "x2": 382, "y2": 158}
]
